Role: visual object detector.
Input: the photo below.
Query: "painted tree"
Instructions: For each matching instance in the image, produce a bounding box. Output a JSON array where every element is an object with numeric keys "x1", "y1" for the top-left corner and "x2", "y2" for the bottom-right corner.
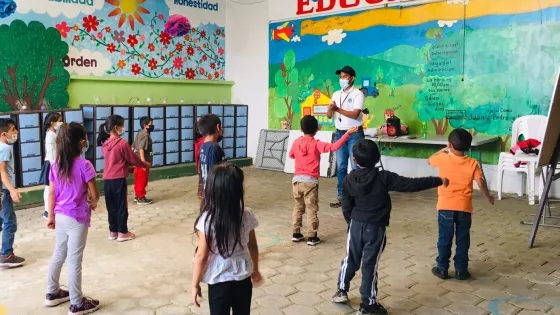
[
  {"x1": 376, "y1": 66, "x2": 384, "y2": 85},
  {"x1": 297, "y1": 67, "x2": 314, "y2": 101},
  {"x1": 273, "y1": 50, "x2": 300, "y2": 130},
  {"x1": 321, "y1": 79, "x2": 334, "y2": 97},
  {"x1": 414, "y1": 64, "x2": 425, "y2": 77},
  {"x1": 426, "y1": 27, "x2": 444, "y2": 40},
  {"x1": 389, "y1": 79, "x2": 397, "y2": 97},
  {"x1": 0, "y1": 20, "x2": 70, "y2": 111},
  {"x1": 421, "y1": 44, "x2": 432, "y2": 63},
  {"x1": 448, "y1": 104, "x2": 494, "y2": 136}
]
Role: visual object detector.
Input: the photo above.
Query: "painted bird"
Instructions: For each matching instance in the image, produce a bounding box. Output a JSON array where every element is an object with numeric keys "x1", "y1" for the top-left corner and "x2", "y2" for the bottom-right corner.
[{"x1": 272, "y1": 22, "x2": 294, "y2": 42}]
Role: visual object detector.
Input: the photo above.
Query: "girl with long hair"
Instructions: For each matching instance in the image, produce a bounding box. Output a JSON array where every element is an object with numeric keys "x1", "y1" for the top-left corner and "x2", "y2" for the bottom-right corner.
[
  {"x1": 98, "y1": 115, "x2": 149, "y2": 242},
  {"x1": 45, "y1": 122, "x2": 101, "y2": 314},
  {"x1": 192, "y1": 163, "x2": 262, "y2": 315},
  {"x1": 41, "y1": 112, "x2": 62, "y2": 219}
]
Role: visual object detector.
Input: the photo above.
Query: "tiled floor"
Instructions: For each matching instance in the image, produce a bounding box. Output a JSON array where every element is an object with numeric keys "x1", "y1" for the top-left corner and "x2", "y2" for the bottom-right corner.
[{"x1": 2, "y1": 167, "x2": 560, "y2": 315}]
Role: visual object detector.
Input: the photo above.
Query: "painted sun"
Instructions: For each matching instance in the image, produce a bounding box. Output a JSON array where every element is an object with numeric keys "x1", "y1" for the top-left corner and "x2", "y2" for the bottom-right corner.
[{"x1": 106, "y1": 0, "x2": 150, "y2": 30}]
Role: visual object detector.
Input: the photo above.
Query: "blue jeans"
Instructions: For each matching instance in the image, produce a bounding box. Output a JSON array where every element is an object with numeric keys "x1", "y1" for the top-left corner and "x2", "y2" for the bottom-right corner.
[
  {"x1": 1, "y1": 189, "x2": 17, "y2": 257},
  {"x1": 335, "y1": 129, "x2": 365, "y2": 198},
  {"x1": 436, "y1": 210, "x2": 471, "y2": 273}
]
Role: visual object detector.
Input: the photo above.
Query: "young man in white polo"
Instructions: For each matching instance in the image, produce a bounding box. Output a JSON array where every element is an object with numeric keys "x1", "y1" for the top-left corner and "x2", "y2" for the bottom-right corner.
[{"x1": 326, "y1": 65, "x2": 365, "y2": 208}]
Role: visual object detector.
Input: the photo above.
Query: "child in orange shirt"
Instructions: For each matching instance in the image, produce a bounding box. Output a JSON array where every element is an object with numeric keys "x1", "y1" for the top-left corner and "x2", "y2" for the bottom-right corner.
[{"x1": 428, "y1": 128, "x2": 494, "y2": 280}]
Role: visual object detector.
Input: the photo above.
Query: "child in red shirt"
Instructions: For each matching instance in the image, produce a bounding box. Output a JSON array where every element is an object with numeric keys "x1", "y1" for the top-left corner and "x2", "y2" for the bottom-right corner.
[
  {"x1": 195, "y1": 131, "x2": 204, "y2": 201},
  {"x1": 289, "y1": 115, "x2": 358, "y2": 246}
]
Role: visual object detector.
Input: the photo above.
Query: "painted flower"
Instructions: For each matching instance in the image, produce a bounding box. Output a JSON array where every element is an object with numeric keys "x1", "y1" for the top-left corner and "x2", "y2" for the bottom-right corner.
[
  {"x1": 131, "y1": 63, "x2": 141, "y2": 75},
  {"x1": 97, "y1": 32, "x2": 103, "y2": 39},
  {"x1": 169, "y1": 51, "x2": 174, "y2": 57},
  {"x1": 184, "y1": 35, "x2": 190, "y2": 41},
  {"x1": 197, "y1": 47, "x2": 201, "y2": 52},
  {"x1": 113, "y1": 30, "x2": 125, "y2": 43},
  {"x1": 199, "y1": 68, "x2": 205, "y2": 75},
  {"x1": 107, "y1": 43, "x2": 116, "y2": 53},
  {"x1": 160, "y1": 56, "x2": 165, "y2": 61},
  {"x1": 127, "y1": 34, "x2": 138, "y2": 47},
  {"x1": 148, "y1": 43, "x2": 155, "y2": 52},
  {"x1": 0, "y1": 0, "x2": 17, "y2": 19},
  {"x1": 191, "y1": 27, "x2": 196, "y2": 33},
  {"x1": 139, "y1": 34, "x2": 146, "y2": 42},
  {"x1": 214, "y1": 71, "x2": 220, "y2": 79},
  {"x1": 203, "y1": 44, "x2": 207, "y2": 49},
  {"x1": 200, "y1": 30, "x2": 206, "y2": 38},
  {"x1": 183, "y1": 57, "x2": 188, "y2": 62},
  {"x1": 117, "y1": 60, "x2": 126, "y2": 69},
  {"x1": 140, "y1": 53, "x2": 145, "y2": 60},
  {"x1": 159, "y1": 31, "x2": 171, "y2": 46},
  {"x1": 186, "y1": 68, "x2": 196, "y2": 79},
  {"x1": 120, "y1": 49, "x2": 126, "y2": 55},
  {"x1": 164, "y1": 68, "x2": 170, "y2": 75},
  {"x1": 210, "y1": 62, "x2": 216, "y2": 69},
  {"x1": 105, "y1": 26, "x2": 111, "y2": 33},
  {"x1": 148, "y1": 58, "x2": 158, "y2": 70},
  {"x1": 202, "y1": 55, "x2": 208, "y2": 62},
  {"x1": 172, "y1": 57, "x2": 183, "y2": 70},
  {"x1": 218, "y1": 47, "x2": 224, "y2": 55},
  {"x1": 158, "y1": 13, "x2": 164, "y2": 20},
  {"x1": 186, "y1": 46, "x2": 194, "y2": 56},
  {"x1": 193, "y1": 39, "x2": 198, "y2": 44},
  {"x1": 73, "y1": 25, "x2": 79, "y2": 31},
  {"x1": 214, "y1": 40, "x2": 217, "y2": 44},
  {"x1": 82, "y1": 15, "x2": 99, "y2": 32},
  {"x1": 73, "y1": 35, "x2": 80, "y2": 42},
  {"x1": 207, "y1": 74, "x2": 212, "y2": 80},
  {"x1": 216, "y1": 29, "x2": 221, "y2": 35},
  {"x1": 55, "y1": 22, "x2": 70, "y2": 38},
  {"x1": 220, "y1": 68, "x2": 225, "y2": 74},
  {"x1": 175, "y1": 43, "x2": 183, "y2": 52}
]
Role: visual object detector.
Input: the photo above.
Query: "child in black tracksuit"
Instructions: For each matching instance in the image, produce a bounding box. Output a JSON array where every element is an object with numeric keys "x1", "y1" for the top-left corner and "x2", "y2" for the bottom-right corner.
[{"x1": 332, "y1": 139, "x2": 448, "y2": 315}]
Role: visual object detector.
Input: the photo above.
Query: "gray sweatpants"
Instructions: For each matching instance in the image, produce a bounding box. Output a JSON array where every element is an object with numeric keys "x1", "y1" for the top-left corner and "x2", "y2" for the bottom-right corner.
[{"x1": 47, "y1": 214, "x2": 89, "y2": 305}]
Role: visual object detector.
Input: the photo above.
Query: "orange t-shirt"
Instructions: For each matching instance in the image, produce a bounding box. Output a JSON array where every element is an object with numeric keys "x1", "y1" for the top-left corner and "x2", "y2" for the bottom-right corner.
[{"x1": 428, "y1": 152, "x2": 482, "y2": 212}]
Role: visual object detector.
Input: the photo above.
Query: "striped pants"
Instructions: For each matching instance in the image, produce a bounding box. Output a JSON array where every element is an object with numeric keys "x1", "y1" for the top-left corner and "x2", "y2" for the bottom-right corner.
[{"x1": 337, "y1": 220, "x2": 386, "y2": 308}]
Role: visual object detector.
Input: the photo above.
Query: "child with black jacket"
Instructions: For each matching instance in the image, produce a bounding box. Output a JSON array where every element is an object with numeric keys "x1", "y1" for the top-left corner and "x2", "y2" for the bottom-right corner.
[{"x1": 332, "y1": 139, "x2": 449, "y2": 315}]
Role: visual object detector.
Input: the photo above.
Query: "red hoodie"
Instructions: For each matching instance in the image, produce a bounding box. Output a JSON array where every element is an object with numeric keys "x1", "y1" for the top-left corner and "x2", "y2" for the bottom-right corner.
[
  {"x1": 195, "y1": 137, "x2": 204, "y2": 172},
  {"x1": 102, "y1": 136, "x2": 147, "y2": 180},
  {"x1": 289, "y1": 133, "x2": 350, "y2": 179}
]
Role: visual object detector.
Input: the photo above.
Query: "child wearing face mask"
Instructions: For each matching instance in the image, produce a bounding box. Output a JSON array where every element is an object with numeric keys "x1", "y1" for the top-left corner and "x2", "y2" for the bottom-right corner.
[
  {"x1": 97, "y1": 115, "x2": 150, "y2": 242},
  {"x1": 0, "y1": 118, "x2": 24, "y2": 268},
  {"x1": 132, "y1": 116, "x2": 154, "y2": 205},
  {"x1": 41, "y1": 112, "x2": 63, "y2": 219}
]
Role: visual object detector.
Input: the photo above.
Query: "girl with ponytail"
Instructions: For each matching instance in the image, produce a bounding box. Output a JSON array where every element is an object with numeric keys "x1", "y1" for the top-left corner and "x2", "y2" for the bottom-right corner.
[{"x1": 40, "y1": 112, "x2": 62, "y2": 219}]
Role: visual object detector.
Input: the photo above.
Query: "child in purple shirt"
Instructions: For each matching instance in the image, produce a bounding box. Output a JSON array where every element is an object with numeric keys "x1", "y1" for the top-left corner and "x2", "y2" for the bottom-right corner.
[{"x1": 44, "y1": 123, "x2": 101, "y2": 315}]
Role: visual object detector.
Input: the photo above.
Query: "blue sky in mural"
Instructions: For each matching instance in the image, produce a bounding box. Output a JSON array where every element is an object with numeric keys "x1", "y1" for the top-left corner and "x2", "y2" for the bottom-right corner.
[{"x1": 269, "y1": 6, "x2": 560, "y2": 65}]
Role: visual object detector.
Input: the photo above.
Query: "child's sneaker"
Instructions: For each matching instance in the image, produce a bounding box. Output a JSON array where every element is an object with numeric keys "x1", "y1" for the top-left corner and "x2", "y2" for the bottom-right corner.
[
  {"x1": 307, "y1": 236, "x2": 321, "y2": 246},
  {"x1": 358, "y1": 303, "x2": 388, "y2": 315},
  {"x1": 331, "y1": 290, "x2": 349, "y2": 303},
  {"x1": 108, "y1": 232, "x2": 118, "y2": 241},
  {"x1": 0, "y1": 254, "x2": 25, "y2": 268},
  {"x1": 455, "y1": 270, "x2": 471, "y2": 281},
  {"x1": 68, "y1": 297, "x2": 100, "y2": 315},
  {"x1": 44, "y1": 287, "x2": 70, "y2": 307},
  {"x1": 291, "y1": 233, "x2": 304, "y2": 242},
  {"x1": 117, "y1": 232, "x2": 136, "y2": 242},
  {"x1": 136, "y1": 197, "x2": 153, "y2": 205},
  {"x1": 431, "y1": 266, "x2": 449, "y2": 280},
  {"x1": 133, "y1": 197, "x2": 138, "y2": 203}
]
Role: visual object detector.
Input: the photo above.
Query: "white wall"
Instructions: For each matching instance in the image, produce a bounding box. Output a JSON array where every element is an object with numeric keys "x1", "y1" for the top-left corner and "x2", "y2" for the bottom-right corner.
[{"x1": 226, "y1": 0, "x2": 270, "y2": 160}]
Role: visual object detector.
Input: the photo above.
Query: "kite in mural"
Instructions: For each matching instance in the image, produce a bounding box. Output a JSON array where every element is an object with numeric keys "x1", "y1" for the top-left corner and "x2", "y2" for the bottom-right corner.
[
  {"x1": 0, "y1": 20, "x2": 70, "y2": 112},
  {"x1": 106, "y1": 0, "x2": 150, "y2": 30},
  {"x1": 272, "y1": 22, "x2": 295, "y2": 42}
]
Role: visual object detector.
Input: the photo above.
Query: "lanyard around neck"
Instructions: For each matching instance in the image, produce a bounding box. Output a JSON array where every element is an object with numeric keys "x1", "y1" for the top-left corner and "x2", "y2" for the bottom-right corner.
[{"x1": 340, "y1": 90, "x2": 351, "y2": 108}]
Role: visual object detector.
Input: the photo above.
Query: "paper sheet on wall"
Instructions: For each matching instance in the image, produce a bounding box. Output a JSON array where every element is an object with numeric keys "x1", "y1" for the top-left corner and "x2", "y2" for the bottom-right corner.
[{"x1": 284, "y1": 131, "x2": 336, "y2": 177}]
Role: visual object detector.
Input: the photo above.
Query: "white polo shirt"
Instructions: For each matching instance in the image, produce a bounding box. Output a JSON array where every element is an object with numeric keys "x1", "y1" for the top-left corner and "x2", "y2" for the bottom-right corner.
[{"x1": 331, "y1": 87, "x2": 364, "y2": 130}]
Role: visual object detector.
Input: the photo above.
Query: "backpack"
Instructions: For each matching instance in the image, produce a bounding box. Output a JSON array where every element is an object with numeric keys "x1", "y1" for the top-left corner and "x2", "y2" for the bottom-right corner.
[{"x1": 386, "y1": 116, "x2": 401, "y2": 137}]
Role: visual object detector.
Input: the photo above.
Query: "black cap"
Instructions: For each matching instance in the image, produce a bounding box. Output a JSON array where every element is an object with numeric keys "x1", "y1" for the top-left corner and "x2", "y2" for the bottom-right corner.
[{"x1": 335, "y1": 65, "x2": 356, "y2": 77}]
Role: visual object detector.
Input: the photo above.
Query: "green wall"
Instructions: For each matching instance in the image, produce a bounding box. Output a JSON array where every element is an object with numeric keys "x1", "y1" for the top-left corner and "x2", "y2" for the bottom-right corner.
[{"x1": 67, "y1": 76, "x2": 234, "y2": 107}]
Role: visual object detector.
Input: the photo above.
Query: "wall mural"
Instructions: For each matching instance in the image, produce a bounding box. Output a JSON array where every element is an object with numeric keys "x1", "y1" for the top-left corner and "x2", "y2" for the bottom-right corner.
[
  {"x1": 1, "y1": 0, "x2": 225, "y2": 81},
  {"x1": 268, "y1": 0, "x2": 559, "y2": 161}
]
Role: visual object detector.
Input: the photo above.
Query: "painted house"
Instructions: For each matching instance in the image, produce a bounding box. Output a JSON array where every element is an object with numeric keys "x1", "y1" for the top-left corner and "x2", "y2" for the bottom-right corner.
[{"x1": 301, "y1": 89, "x2": 333, "y2": 126}]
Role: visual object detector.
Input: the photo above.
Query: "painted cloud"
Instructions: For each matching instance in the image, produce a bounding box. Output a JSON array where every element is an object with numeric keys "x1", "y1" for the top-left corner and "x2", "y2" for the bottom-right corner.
[
  {"x1": 165, "y1": 0, "x2": 225, "y2": 27},
  {"x1": 15, "y1": 0, "x2": 104, "y2": 18},
  {"x1": 438, "y1": 20, "x2": 458, "y2": 27},
  {"x1": 291, "y1": 35, "x2": 301, "y2": 42},
  {"x1": 64, "y1": 46, "x2": 111, "y2": 76},
  {"x1": 322, "y1": 29, "x2": 346, "y2": 45}
]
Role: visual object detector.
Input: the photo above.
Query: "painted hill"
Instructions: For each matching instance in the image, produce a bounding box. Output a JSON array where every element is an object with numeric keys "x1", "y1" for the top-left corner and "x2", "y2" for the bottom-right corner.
[
  {"x1": 371, "y1": 44, "x2": 427, "y2": 68},
  {"x1": 269, "y1": 49, "x2": 422, "y2": 88}
]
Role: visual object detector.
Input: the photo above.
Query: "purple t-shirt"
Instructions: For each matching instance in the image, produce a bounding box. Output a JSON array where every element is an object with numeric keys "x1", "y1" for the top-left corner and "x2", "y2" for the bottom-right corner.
[{"x1": 49, "y1": 158, "x2": 97, "y2": 226}]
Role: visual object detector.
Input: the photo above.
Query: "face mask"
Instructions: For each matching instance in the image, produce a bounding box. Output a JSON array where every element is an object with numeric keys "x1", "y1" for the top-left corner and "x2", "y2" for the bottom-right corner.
[
  {"x1": 6, "y1": 133, "x2": 17, "y2": 144},
  {"x1": 81, "y1": 140, "x2": 89, "y2": 154},
  {"x1": 54, "y1": 121, "x2": 63, "y2": 131},
  {"x1": 118, "y1": 128, "x2": 125, "y2": 137},
  {"x1": 340, "y1": 79, "x2": 350, "y2": 90},
  {"x1": 147, "y1": 125, "x2": 155, "y2": 133}
]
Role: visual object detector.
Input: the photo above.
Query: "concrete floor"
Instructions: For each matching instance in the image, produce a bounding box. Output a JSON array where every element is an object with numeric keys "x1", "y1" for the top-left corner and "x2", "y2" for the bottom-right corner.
[{"x1": 2, "y1": 167, "x2": 560, "y2": 315}]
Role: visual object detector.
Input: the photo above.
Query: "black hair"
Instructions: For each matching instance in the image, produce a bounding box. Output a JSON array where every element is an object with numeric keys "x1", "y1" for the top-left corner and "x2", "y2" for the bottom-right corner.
[
  {"x1": 448, "y1": 128, "x2": 472, "y2": 152},
  {"x1": 300, "y1": 115, "x2": 319, "y2": 135},
  {"x1": 56, "y1": 122, "x2": 87, "y2": 180},
  {"x1": 97, "y1": 115, "x2": 125, "y2": 146},
  {"x1": 43, "y1": 112, "x2": 62, "y2": 136},
  {"x1": 0, "y1": 118, "x2": 16, "y2": 134},
  {"x1": 194, "y1": 162, "x2": 245, "y2": 258},
  {"x1": 197, "y1": 114, "x2": 221, "y2": 136},
  {"x1": 362, "y1": 108, "x2": 370, "y2": 115},
  {"x1": 139, "y1": 116, "x2": 153, "y2": 129},
  {"x1": 352, "y1": 139, "x2": 381, "y2": 168}
]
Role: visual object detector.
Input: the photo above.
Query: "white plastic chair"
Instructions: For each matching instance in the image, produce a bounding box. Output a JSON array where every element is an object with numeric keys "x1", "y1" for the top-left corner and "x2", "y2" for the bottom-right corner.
[{"x1": 497, "y1": 115, "x2": 548, "y2": 203}]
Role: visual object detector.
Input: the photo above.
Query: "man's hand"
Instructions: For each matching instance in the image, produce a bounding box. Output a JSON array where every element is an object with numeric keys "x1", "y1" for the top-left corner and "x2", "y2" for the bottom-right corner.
[
  {"x1": 10, "y1": 189, "x2": 21, "y2": 203},
  {"x1": 347, "y1": 127, "x2": 359, "y2": 135},
  {"x1": 440, "y1": 177, "x2": 450, "y2": 187},
  {"x1": 329, "y1": 102, "x2": 339, "y2": 112}
]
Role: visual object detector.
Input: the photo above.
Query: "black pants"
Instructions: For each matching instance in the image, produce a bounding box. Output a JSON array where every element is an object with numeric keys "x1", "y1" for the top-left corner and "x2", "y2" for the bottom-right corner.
[
  {"x1": 436, "y1": 210, "x2": 471, "y2": 273},
  {"x1": 104, "y1": 178, "x2": 129, "y2": 234},
  {"x1": 208, "y1": 277, "x2": 252, "y2": 315},
  {"x1": 337, "y1": 220, "x2": 386, "y2": 308}
]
